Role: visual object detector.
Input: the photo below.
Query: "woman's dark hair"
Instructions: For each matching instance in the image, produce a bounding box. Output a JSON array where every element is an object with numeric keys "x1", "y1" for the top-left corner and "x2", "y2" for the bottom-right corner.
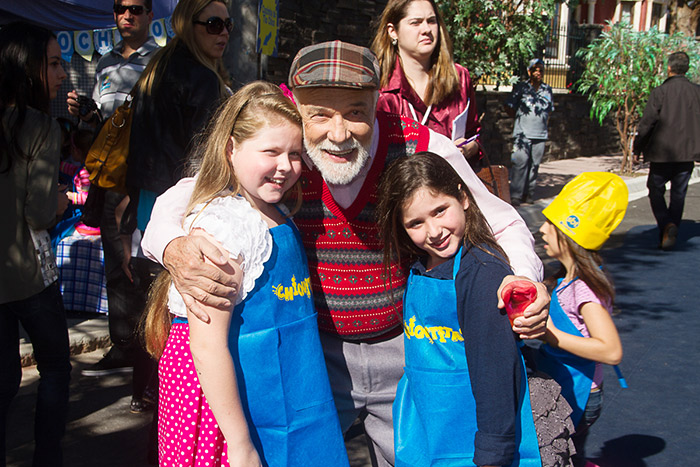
[
  {"x1": 376, "y1": 151, "x2": 508, "y2": 292},
  {"x1": 0, "y1": 22, "x2": 56, "y2": 173}
]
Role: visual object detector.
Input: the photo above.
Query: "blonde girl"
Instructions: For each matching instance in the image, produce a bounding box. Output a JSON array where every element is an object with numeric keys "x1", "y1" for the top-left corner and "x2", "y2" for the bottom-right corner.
[
  {"x1": 537, "y1": 172, "x2": 627, "y2": 467},
  {"x1": 143, "y1": 81, "x2": 348, "y2": 467},
  {"x1": 376, "y1": 152, "x2": 541, "y2": 466}
]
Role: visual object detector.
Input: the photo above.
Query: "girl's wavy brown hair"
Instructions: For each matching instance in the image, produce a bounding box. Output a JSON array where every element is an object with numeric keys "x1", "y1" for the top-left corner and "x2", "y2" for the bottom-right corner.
[
  {"x1": 545, "y1": 222, "x2": 615, "y2": 305},
  {"x1": 376, "y1": 152, "x2": 508, "y2": 297}
]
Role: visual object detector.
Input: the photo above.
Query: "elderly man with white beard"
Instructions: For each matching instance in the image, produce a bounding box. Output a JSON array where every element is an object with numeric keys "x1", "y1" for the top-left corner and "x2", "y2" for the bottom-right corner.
[{"x1": 140, "y1": 41, "x2": 548, "y2": 467}]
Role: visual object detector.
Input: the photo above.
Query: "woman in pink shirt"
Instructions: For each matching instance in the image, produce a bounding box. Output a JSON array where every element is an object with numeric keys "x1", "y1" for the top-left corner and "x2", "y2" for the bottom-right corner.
[{"x1": 371, "y1": 0, "x2": 480, "y2": 159}]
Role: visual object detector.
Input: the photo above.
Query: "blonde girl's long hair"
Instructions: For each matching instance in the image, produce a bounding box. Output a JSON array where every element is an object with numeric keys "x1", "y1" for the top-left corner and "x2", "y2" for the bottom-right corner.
[
  {"x1": 547, "y1": 224, "x2": 616, "y2": 306},
  {"x1": 141, "y1": 81, "x2": 303, "y2": 359},
  {"x1": 371, "y1": 0, "x2": 460, "y2": 106},
  {"x1": 376, "y1": 152, "x2": 508, "y2": 297},
  {"x1": 135, "y1": 0, "x2": 231, "y2": 98}
]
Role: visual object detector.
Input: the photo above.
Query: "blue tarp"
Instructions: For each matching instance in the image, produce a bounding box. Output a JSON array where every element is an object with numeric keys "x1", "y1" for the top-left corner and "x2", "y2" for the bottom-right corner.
[{"x1": 0, "y1": 0, "x2": 178, "y2": 30}]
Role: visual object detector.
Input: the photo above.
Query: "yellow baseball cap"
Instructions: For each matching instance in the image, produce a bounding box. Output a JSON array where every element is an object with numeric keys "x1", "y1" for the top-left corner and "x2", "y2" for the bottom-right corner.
[{"x1": 542, "y1": 172, "x2": 629, "y2": 250}]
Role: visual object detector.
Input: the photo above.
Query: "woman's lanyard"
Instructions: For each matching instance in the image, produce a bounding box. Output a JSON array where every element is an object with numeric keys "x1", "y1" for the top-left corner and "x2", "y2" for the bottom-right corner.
[{"x1": 407, "y1": 102, "x2": 432, "y2": 126}]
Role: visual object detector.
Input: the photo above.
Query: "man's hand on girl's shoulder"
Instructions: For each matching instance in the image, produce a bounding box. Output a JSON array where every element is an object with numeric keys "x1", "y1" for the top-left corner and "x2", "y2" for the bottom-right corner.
[{"x1": 163, "y1": 234, "x2": 239, "y2": 323}]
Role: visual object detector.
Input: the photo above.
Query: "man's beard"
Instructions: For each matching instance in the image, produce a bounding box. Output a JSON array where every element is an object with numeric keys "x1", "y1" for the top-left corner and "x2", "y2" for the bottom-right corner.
[{"x1": 304, "y1": 136, "x2": 371, "y2": 185}]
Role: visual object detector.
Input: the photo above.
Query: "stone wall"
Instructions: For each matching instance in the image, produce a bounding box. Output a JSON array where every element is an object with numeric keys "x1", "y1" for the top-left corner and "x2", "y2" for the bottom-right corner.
[
  {"x1": 477, "y1": 91, "x2": 620, "y2": 165},
  {"x1": 265, "y1": 0, "x2": 387, "y2": 84}
]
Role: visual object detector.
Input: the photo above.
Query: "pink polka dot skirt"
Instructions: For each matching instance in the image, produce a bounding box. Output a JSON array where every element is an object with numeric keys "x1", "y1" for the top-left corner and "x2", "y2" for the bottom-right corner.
[{"x1": 158, "y1": 322, "x2": 230, "y2": 467}]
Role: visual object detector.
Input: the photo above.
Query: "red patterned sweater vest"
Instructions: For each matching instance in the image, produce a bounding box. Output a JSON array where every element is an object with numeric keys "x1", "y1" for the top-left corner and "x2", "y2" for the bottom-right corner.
[{"x1": 294, "y1": 112, "x2": 430, "y2": 340}]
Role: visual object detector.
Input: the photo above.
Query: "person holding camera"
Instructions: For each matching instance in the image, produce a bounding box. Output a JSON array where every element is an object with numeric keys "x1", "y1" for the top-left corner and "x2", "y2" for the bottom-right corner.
[
  {"x1": 67, "y1": 0, "x2": 159, "y2": 127},
  {"x1": 65, "y1": 0, "x2": 160, "y2": 415}
]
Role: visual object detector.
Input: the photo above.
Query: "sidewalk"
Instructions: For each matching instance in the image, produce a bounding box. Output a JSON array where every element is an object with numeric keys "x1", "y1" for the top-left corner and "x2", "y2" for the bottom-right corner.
[
  {"x1": 515, "y1": 155, "x2": 700, "y2": 229},
  {"x1": 19, "y1": 156, "x2": 700, "y2": 367}
]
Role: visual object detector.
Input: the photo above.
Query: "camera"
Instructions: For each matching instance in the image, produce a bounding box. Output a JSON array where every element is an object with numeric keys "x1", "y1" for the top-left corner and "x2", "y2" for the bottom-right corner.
[{"x1": 77, "y1": 96, "x2": 98, "y2": 117}]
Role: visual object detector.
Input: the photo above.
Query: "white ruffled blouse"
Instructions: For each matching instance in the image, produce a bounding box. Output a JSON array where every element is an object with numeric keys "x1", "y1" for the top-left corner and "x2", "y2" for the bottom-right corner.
[{"x1": 167, "y1": 195, "x2": 273, "y2": 318}]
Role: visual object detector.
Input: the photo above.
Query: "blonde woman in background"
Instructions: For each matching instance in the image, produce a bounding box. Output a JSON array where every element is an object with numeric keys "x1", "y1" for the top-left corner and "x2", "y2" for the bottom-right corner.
[{"x1": 116, "y1": 0, "x2": 235, "y2": 420}]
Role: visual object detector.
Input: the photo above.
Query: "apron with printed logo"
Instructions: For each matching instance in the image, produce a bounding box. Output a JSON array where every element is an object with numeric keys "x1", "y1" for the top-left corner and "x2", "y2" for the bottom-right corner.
[
  {"x1": 536, "y1": 278, "x2": 598, "y2": 427},
  {"x1": 394, "y1": 249, "x2": 541, "y2": 466},
  {"x1": 228, "y1": 218, "x2": 348, "y2": 466}
]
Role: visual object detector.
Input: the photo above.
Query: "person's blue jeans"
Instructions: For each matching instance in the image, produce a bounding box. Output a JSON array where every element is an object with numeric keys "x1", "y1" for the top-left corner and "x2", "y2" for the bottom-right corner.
[
  {"x1": 510, "y1": 135, "x2": 546, "y2": 203},
  {"x1": 101, "y1": 190, "x2": 140, "y2": 362},
  {"x1": 572, "y1": 387, "x2": 603, "y2": 467},
  {"x1": 647, "y1": 161, "x2": 695, "y2": 233},
  {"x1": 0, "y1": 282, "x2": 71, "y2": 467}
]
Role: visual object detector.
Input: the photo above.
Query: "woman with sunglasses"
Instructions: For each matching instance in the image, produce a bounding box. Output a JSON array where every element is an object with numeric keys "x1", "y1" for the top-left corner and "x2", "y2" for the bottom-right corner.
[
  {"x1": 371, "y1": 0, "x2": 481, "y2": 160},
  {"x1": 128, "y1": 0, "x2": 232, "y2": 207},
  {"x1": 125, "y1": 1, "x2": 232, "y2": 290},
  {"x1": 122, "y1": 0, "x2": 233, "y2": 423},
  {"x1": 0, "y1": 22, "x2": 71, "y2": 467}
]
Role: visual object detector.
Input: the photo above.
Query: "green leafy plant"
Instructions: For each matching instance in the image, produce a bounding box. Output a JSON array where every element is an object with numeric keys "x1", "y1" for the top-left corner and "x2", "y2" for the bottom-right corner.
[
  {"x1": 577, "y1": 22, "x2": 700, "y2": 173},
  {"x1": 437, "y1": 0, "x2": 558, "y2": 86}
]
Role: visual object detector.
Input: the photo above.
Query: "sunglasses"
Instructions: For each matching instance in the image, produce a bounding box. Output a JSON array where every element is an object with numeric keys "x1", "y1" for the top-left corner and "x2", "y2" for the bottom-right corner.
[
  {"x1": 193, "y1": 16, "x2": 233, "y2": 35},
  {"x1": 113, "y1": 4, "x2": 150, "y2": 15}
]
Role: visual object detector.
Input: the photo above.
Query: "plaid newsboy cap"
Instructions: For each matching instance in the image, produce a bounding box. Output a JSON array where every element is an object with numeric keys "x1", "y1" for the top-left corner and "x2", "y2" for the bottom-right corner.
[{"x1": 288, "y1": 40, "x2": 380, "y2": 90}]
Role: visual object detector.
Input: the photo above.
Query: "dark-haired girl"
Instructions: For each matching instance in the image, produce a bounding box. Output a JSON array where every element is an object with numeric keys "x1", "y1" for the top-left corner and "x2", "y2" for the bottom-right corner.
[
  {"x1": 376, "y1": 152, "x2": 541, "y2": 466},
  {"x1": 537, "y1": 172, "x2": 626, "y2": 466},
  {"x1": 0, "y1": 21, "x2": 71, "y2": 466}
]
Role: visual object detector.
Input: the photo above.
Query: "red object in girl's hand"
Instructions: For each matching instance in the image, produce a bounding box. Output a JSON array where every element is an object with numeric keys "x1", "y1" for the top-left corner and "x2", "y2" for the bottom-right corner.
[{"x1": 501, "y1": 280, "x2": 538, "y2": 326}]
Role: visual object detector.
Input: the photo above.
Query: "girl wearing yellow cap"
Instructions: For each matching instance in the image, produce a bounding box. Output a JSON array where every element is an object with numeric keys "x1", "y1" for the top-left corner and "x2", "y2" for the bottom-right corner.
[{"x1": 536, "y1": 172, "x2": 627, "y2": 467}]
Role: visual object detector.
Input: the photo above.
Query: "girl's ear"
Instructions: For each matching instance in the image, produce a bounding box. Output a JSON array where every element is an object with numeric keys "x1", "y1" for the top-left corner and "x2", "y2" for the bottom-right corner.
[
  {"x1": 227, "y1": 136, "x2": 235, "y2": 163},
  {"x1": 458, "y1": 184, "x2": 469, "y2": 210}
]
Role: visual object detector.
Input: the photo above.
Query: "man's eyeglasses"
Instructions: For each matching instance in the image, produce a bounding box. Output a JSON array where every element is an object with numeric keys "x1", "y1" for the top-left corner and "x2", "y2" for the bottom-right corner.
[
  {"x1": 113, "y1": 4, "x2": 150, "y2": 15},
  {"x1": 193, "y1": 16, "x2": 233, "y2": 35}
]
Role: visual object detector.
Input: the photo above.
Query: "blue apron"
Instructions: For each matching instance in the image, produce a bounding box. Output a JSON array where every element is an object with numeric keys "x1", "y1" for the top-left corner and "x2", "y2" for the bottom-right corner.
[
  {"x1": 228, "y1": 218, "x2": 349, "y2": 467},
  {"x1": 535, "y1": 278, "x2": 596, "y2": 427},
  {"x1": 394, "y1": 249, "x2": 541, "y2": 466}
]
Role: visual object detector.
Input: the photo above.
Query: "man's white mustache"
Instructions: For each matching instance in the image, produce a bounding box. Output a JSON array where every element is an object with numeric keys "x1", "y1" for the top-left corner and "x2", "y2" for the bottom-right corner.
[{"x1": 314, "y1": 139, "x2": 361, "y2": 154}]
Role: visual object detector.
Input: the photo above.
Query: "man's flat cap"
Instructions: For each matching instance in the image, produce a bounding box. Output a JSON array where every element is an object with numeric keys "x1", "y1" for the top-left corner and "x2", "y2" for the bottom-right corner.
[{"x1": 288, "y1": 40, "x2": 380, "y2": 90}]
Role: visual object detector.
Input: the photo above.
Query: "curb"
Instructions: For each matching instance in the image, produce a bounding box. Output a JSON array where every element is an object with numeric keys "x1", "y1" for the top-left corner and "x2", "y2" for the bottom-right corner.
[{"x1": 20, "y1": 316, "x2": 111, "y2": 368}]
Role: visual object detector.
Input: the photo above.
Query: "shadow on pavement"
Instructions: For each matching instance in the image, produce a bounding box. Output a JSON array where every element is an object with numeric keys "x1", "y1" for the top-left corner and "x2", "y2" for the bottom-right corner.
[
  {"x1": 602, "y1": 221, "x2": 700, "y2": 326},
  {"x1": 535, "y1": 172, "x2": 577, "y2": 201},
  {"x1": 591, "y1": 434, "x2": 666, "y2": 467},
  {"x1": 586, "y1": 219, "x2": 700, "y2": 466}
]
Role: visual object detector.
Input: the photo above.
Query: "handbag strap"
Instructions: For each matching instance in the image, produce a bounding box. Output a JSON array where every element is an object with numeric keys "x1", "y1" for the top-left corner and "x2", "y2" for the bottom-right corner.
[
  {"x1": 110, "y1": 86, "x2": 137, "y2": 127},
  {"x1": 474, "y1": 140, "x2": 501, "y2": 198}
]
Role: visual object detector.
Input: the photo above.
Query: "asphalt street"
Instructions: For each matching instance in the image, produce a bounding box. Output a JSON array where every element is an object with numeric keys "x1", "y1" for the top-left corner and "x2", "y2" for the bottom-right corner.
[
  {"x1": 582, "y1": 186, "x2": 700, "y2": 466},
  {"x1": 6, "y1": 182, "x2": 700, "y2": 467},
  {"x1": 524, "y1": 180, "x2": 700, "y2": 466}
]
